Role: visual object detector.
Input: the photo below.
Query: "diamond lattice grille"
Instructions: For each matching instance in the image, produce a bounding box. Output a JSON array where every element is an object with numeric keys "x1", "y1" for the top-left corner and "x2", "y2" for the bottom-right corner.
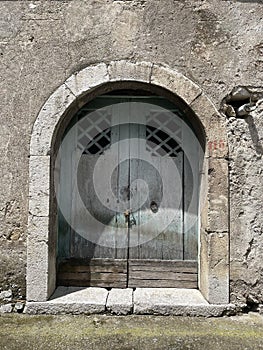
[
  {"x1": 146, "y1": 111, "x2": 182, "y2": 157},
  {"x1": 77, "y1": 110, "x2": 111, "y2": 155}
]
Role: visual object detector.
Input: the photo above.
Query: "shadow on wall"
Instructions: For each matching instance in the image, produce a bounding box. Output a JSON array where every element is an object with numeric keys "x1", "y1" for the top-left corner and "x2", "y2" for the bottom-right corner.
[{"x1": 245, "y1": 116, "x2": 263, "y2": 156}]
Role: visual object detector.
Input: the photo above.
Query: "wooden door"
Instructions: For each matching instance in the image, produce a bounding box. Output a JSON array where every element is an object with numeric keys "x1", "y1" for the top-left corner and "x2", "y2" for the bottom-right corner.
[{"x1": 57, "y1": 97, "x2": 199, "y2": 288}]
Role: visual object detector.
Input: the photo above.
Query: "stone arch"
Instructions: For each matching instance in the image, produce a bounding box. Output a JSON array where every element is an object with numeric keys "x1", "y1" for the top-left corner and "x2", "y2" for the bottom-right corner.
[{"x1": 27, "y1": 61, "x2": 229, "y2": 304}]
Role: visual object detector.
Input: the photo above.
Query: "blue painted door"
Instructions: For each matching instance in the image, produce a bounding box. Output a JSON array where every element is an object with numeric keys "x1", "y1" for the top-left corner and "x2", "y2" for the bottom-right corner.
[{"x1": 57, "y1": 96, "x2": 199, "y2": 288}]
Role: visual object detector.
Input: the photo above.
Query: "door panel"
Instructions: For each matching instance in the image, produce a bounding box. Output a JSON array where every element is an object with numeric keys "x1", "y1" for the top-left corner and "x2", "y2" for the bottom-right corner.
[
  {"x1": 75, "y1": 152, "x2": 128, "y2": 260},
  {"x1": 128, "y1": 260, "x2": 197, "y2": 288},
  {"x1": 134, "y1": 155, "x2": 183, "y2": 261},
  {"x1": 57, "y1": 97, "x2": 199, "y2": 289},
  {"x1": 57, "y1": 258, "x2": 127, "y2": 288}
]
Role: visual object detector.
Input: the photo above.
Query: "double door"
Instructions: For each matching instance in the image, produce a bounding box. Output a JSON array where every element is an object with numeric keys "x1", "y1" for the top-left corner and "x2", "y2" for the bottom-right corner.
[{"x1": 57, "y1": 98, "x2": 199, "y2": 288}]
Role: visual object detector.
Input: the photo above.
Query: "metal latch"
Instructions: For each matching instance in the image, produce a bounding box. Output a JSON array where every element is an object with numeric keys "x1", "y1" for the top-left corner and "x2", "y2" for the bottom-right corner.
[{"x1": 124, "y1": 209, "x2": 136, "y2": 228}]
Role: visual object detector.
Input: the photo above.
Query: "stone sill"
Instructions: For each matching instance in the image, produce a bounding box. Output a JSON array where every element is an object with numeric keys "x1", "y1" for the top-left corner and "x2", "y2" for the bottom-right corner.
[{"x1": 25, "y1": 287, "x2": 236, "y2": 317}]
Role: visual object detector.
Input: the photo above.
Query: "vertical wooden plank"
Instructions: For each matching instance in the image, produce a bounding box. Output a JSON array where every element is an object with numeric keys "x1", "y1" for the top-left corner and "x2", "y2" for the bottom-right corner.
[
  {"x1": 112, "y1": 102, "x2": 130, "y2": 260},
  {"x1": 71, "y1": 155, "x2": 96, "y2": 258},
  {"x1": 88, "y1": 153, "x2": 117, "y2": 259},
  {"x1": 57, "y1": 116, "x2": 78, "y2": 259},
  {"x1": 182, "y1": 123, "x2": 199, "y2": 260},
  {"x1": 135, "y1": 156, "x2": 163, "y2": 259},
  {"x1": 128, "y1": 102, "x2": 147, "y2": 259},
  {"x1": 158, "y1": 152, "x2": 184, "y2": 260},
  {"x1": 128, "y1": 124, "x2": 146, "y2": 259}
]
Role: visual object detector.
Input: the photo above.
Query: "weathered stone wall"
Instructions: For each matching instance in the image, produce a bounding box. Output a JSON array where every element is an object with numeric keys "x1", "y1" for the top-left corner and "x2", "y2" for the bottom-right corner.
[{"x1": 0, "y1": 0, "x2": 262, "y2": 305}]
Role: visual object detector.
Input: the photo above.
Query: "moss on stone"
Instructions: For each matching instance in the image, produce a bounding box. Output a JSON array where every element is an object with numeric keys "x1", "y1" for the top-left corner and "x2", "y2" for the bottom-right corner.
[{"x1": 0, "y1": 313, "x2": 262, "y2": 350}]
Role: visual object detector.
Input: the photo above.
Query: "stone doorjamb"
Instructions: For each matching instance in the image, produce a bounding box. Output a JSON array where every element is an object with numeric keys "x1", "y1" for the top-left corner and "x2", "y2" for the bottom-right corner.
[{"x1": 27, "y1": 61, "x2": 229, "y2": 304}]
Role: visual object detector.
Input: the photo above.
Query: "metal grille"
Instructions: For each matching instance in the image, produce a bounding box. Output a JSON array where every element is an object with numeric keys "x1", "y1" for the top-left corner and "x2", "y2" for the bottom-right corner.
[
  {"x1": 76, "y1": 108, "x2": 182, "y2": 157},
  {"x1": 146, "y1": 111, "x2": 182, "y2": 157},
  {"x1": 77, "y1": 110, "x2": 111, "y2": 155}
]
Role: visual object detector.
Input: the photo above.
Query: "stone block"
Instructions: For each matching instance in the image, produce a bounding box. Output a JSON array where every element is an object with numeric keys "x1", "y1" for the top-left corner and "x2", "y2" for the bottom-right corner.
[
  {"x1": 65, "y1": 63, "x2": 109, "y2": 98},
  {"x1": 28, "y1": 215, "x2": 49, "y2": 243},
  {"x1": 133, "y1": 288, "x2": 234, "y2": 316},
  {"x1": 0, "y1": 290, "x2": 12, "y2": 302},
  {"x1": 190, "y1": 94, "x2": 228, "y2": 159},
  {"x1": 134, "y1": 288, "x2": 209, "y2": 315},
  {"x1": 26, "y1": 287, "x2": 108, "y2": 314},
  {"x1": 199, "y1": 159, "x2": 209, "y2": 230},
  {"x1": 28, "y1": 156, "x2": 50, "y2": 217},
  {"x1": 108, "y1": 60, "x2": 152, "y2": 83},
  {"x1": 27, "y1": 240, "x2": 49, "y2": 302},
  {"x1": 14, "y1": 302, "x2": 25, "y2": 313},
  {"x1": 199, "y1": 229, "x2": 209, "y2": 298},
  {"x1": 207, "y1": 158, "x2": 229, "y2": 232},
  {"x1": 151, "y1": 65, "x2": 202, "y2": 106},
  {"x1": 106, "y1": 288, "x2": 133, "y2": 315},
  {"x1": 200, "y1": 230, "x2": 229, "y2": 305},
  {"x1": 30, "y1": 83, "x2": 76, "y2": 156},
  {"x1": 0, "y1": 304, "x2": 13, "y2": 313},
  {"x1": 207, "y1": 232, "x2": 229, "y2": 304}
]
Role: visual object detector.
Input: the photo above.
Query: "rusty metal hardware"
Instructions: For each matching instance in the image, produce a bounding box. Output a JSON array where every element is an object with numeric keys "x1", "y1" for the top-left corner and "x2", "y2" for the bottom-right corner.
[
  {"x1": 124, "y1": 209, "x2": 130, "y2": 223},
  {"x1": 150, "y1": 201, "x2": 158, "y2": 213},
  {"x1": 124, "y1": 209, "x2": 136, "y2": 228}
]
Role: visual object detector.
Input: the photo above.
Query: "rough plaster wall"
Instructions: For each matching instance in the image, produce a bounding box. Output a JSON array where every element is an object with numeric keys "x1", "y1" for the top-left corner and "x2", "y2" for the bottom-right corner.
[
  {"x1": 0, "y1": 0, "x2": 262, "y2": 302},
  {"x1": 228, "y1": 102, "x2": 263, "y2": 306}
]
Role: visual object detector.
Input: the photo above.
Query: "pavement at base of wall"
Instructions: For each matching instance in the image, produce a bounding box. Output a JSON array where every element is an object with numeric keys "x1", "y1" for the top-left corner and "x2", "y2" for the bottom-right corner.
[{"x1": 0, "y1": 312, "x2": 263, "y2": 350}]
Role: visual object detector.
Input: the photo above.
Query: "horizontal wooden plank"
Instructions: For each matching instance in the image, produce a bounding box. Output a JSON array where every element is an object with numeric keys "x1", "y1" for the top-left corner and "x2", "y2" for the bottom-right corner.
[
  {"x1": 59, "y1": 265, "x2": 126, "y2": 273},
  {"x1": 58, "y1": 258, "x2": 127, "y2": 277},
  {"x1": 128, "y1": 279, "x2": 197, "y2": 288},
  {"x1": 59, "y1": 258, "x2": 128, "y2": 267},
  {"x1": 58, "y1": 279, "x2": 127, "y2": 288},
  {"x1": 58, "y1": 272, "x2": 127, "y2": 282},
  {"x1": 129, "y1": 271, "x2": 197, "y2": 281},
  {"x1": 129, "y1": 259, "x2": 197, "y2": 268},
  {"x1": 129, "y1": 265, "x2": 197, "y2": 273}
]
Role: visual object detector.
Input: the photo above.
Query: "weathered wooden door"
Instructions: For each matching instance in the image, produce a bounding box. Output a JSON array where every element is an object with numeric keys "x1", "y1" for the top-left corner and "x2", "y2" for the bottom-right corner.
[{"x1": 57, "y1": 96, "x2": 199, "y2": 288}]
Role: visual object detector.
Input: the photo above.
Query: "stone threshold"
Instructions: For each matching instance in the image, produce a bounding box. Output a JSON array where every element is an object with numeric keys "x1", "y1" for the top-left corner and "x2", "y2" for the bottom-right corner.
[{"x1": 25, "y1": 287, "x2": 236, "y2": 317}]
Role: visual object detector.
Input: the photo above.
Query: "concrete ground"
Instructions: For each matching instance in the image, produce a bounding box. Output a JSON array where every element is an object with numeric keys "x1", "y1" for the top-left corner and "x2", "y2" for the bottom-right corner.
[{"x1": 0, "y1": 312, "x2": 263, "y2": 350}]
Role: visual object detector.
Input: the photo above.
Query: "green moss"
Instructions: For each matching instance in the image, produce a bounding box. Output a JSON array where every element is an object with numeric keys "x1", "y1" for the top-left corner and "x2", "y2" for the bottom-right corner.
[{"x1": 0, "y1": 314, "x2": 262, "y2": 350}]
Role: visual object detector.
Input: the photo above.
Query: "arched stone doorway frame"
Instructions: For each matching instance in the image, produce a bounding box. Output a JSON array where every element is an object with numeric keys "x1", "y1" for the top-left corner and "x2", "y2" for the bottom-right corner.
[{"x1": 27, "y1": 61, "x2": 229, "y2": 304}]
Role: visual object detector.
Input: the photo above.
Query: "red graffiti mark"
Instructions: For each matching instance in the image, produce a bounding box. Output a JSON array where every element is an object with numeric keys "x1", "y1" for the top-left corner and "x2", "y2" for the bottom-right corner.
[{"x1": 208, "y1": 140, "x2": 225, "y2": 151}]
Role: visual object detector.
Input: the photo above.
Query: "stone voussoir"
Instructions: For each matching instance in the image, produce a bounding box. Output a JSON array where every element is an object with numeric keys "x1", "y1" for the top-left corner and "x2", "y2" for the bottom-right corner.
[
  {"x1": 190, "y1": 93, "x2": 228, "y2": 159},
  {"x1": 65, "y1": 63, "x2": 109, "y2": 98},
  {"x1": 108, "y1": 60, "x2": 152, "y2": 83},
  {"x1": 151, "y1": 64, "x2": 202, "y2": 106},
  {"x1": 30, "y1": 83, "x2": 76, "y2": 156}
]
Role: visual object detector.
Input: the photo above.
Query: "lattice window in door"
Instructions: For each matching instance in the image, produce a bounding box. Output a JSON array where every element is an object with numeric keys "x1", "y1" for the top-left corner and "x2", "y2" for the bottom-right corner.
[
  {"x1": 146, "y1": 111, "x2": 182, "y2": 157},
  {"x1": 76, "y1": 110, "x2": 111, "y2": 155}
]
